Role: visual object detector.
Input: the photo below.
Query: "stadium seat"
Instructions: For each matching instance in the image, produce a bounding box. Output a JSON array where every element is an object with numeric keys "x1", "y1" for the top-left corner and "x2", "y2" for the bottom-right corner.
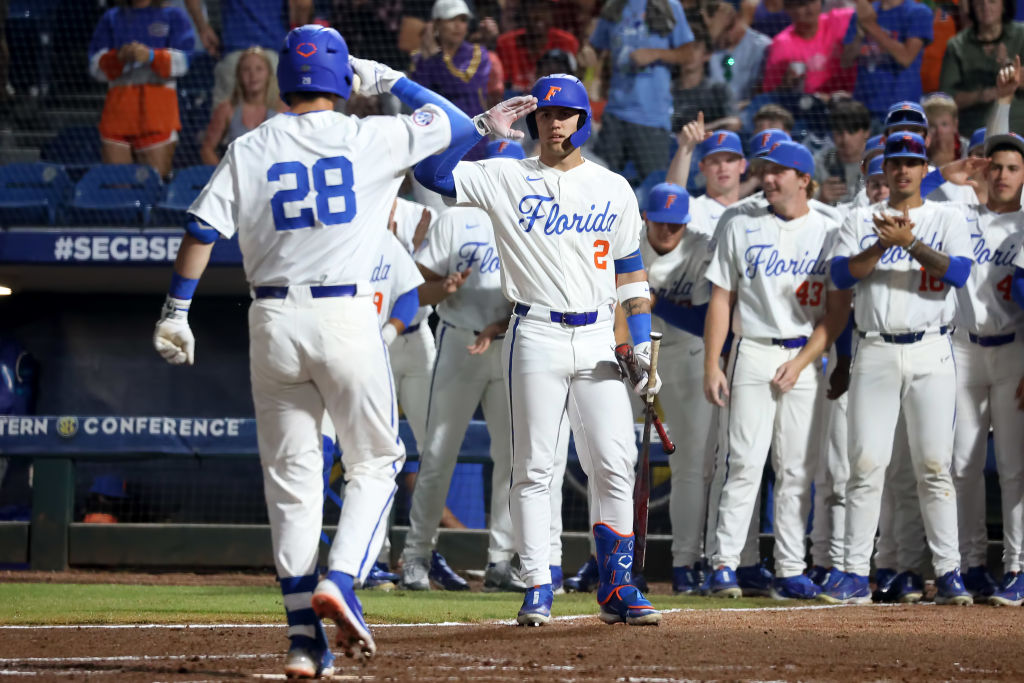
[
  {"x1": 41, "y1": 126, "x2": 102, "y2": 178},
  {"x1": 635, "y1": 169, "x2": 667, "y2": 209},
  {"x1": 0, "y1": 163, "x2": 72, "y2": 226},
  {"x1": 68, "y1": 164, "x2": 163, "y2": 227},
  {"x1": 151, "y1": 165, "x2": 215, "y2": 226}
]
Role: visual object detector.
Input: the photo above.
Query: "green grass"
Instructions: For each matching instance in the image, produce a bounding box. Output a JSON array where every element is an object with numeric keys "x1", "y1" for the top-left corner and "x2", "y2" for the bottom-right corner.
[{"x1": 0, "y1": 583, "x2": 783, "y2": 626}]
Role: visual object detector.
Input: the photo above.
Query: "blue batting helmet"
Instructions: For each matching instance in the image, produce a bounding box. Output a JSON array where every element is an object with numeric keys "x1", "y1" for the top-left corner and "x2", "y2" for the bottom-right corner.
[
  {"x1": 526, "y1": 74, "x2": 592, "y2": 148},
  {"x1": 277, "y1": 25, "x2": 354, "y2": 103}
]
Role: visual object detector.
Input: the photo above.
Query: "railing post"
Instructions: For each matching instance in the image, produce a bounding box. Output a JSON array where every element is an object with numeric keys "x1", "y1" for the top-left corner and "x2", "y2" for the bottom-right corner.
[{"x1": 30, "y1": 457, "x2": 73, "y2": 570}]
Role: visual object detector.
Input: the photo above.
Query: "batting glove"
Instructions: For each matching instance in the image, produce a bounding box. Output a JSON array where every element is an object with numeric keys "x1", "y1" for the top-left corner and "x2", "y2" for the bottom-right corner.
[
  {"x1": 348, "y1": 56, "x2": 404, "y2": 96},
  {"x1": 153, "y1": 296, "x2": 195, "y2": 365},
  {"x1": 472, "y1": 95, "x2": 538, "y2": 140},
  {"x1": 632, "y1": 341, "x2": 663, "y2": 396}
]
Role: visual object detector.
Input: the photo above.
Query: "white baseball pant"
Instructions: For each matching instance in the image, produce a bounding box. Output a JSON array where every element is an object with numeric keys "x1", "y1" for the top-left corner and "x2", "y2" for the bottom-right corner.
[
  {"x1": 249, "y1": 289, "x2": 404, "y2": 582},
  {"x1": 388, "y1": 321, "x2": 435, "y2": 448},
  {"x1": 873, "y1": 417, "x2": 928, "y2": 573},
  {"x1": 843, "y1": 333, "x2": 960, "y2": 577},
  {"x1": 952, "y1": 336, "x2": 1024, "y2": 574},
  {"x1": 705, "y1": 404, "x2": 762, "y2": 569},
  {"x1": 810, "y1": 351, "x2": 849, "y2": 569}
]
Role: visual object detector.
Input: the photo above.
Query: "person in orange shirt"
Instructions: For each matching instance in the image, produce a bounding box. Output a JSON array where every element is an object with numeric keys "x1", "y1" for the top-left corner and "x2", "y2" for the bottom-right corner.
[
  {"x1": 496, "y1": 0, "x2": 580, "y2": 93},
  {"x1": 88, "y1": 0, "x2": 195, "y2": 178}
]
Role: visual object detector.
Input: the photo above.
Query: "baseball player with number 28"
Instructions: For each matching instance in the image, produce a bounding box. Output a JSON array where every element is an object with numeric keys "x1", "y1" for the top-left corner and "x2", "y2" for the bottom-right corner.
[
  {"x1": 152, "y1": 24, "x2": 536, "y2": 678},
  {"x1": 415, "y1": 73, "x2": 662, "y2": 627}
]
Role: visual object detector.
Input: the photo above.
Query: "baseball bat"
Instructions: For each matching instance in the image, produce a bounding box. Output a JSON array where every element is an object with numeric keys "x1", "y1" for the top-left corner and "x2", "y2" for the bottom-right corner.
[
  {"x1": 632, "y1": 331, "x2": 662, "y2": 574},
  {"x1": 613, "y1": 345, "x2": 675, "y2": 454}
]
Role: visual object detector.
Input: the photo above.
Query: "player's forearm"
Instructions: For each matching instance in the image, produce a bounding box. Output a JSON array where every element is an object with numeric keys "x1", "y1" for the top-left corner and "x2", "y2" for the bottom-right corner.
[
  {"x1": 641, "y1": 44, "x2": 694, "y2": 66},
  {"x1": 862, "y1": 25, "x2": 920, "y2": 67},
  {"x1": 908, "y1": 241, "x2": 951, "y2": 280},
  {"x1": 703, "y1": 287, "x2": 732, "y2": 372},
  {"x1": 846, "y1": 243, "x2": 885, "y2": 280},
  {"x1": 987, "y1": 99, "x2": 1012, "y2": 136},
  {"x1": 666, "y1": 140, "x2": 694, "y2": 188},
  {"x1": 173, "y1": 234, "x2": 215, "y2": 280},
  {"x1": 417, "y1": 279, "x2": 452, "y2": 306}
]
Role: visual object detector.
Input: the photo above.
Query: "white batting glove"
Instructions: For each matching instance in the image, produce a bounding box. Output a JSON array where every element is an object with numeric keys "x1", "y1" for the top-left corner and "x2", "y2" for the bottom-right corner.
[
  {"x1": 472, "y1": 95, "x2": 538, "y2": 140},
  {"x1": 632, "y1": 341, "x2": 663, "y2": 396},
  {"x1": 380, "y1": 322, "x2": 400, "y2": 346},
  {"x1": 348, "y1": 55, "x2": 404, "y2": 96},
  {"x1": 154, "y1": 296, "x2": 195, "y2": 365}
]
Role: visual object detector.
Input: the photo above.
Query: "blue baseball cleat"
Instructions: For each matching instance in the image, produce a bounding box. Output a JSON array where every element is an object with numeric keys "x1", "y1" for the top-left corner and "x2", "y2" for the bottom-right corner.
[
  {"x1": 806, "y1": 565, "x2": 829, "y2": 586},
  {"x1": 934, "y1": 568, "x2": 973, "y2": 605},
  {"x1": 771, "y1": 574, "x2": 822, "y2": 600},
  {"x1": 550, "y1": 565, "x2": 565, "y2": 594},
  {"x1": 963, "y1": 565, "x2": 998, "y2": 598},
  {"x1": 819, "y1": 572, "x2": 872, "y2": 604},
  {"x1": 362, "y1": 561, "x2": 400, "y2": 590},
  {"x1": 517, "y1": 584, "x2": 553, "y2": 626},
  {"x1": 872, "y1": 567, "x2": 898, "y2": 602},
  {"x1": 709, "y1": 566, "x2": 742, "y2": 598},
  {"x1": 672, "y1": 566, "x2": 700, "y2": 595},
  {"x1": 599, "y1": 584, "x2": 662, "y2": 625},
  {"x1": 311, "y1": 571, "x2": 376, "y2": 660},
  {"x1": 429, "y1": 550, "x2": 470, "y2": 591},
  {"x1": 821, "y1": 567, "x2": 846, "y2": 593},
  {"x1": 593, "y1": 523, "x2": 661, "y2": 625},
  {"x1": 989, "y1": 572, "x2": 1024, "y2": 606},
  {"x1": 563, "y1": 556, "x2": 599, "y2": 593},
  {"x1": 894, "y1": 571, "x2": 924, "y2": 603},
  {"x1": 736, "y1": 563, "x2": 773, "y2": 597}
]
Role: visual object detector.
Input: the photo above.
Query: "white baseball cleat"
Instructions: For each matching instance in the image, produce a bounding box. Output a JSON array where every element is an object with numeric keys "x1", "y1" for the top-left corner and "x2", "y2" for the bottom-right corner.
[{"x1": 311, "y1": 577, "x2": 376, "y2": 660}]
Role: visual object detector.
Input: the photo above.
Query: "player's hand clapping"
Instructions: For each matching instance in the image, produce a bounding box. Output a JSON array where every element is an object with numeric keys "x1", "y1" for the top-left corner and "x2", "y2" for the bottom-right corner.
[
  {"x1": 473, "y1": 95, "x2": 538, "y2": 140},
  {"x1": 153, "y1": 296, "x2": 195, "y2": 365},
  {"x1": 872, "y1": 209, "x2": 914, "y2": 249}
]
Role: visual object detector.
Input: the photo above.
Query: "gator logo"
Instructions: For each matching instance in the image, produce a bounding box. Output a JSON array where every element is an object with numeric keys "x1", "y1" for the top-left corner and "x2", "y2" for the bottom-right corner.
[
  {"x1": 296, "y1": 43, "x2": 317, "y2": 58},
  {"x1": 716, "y1": 132, "x2": 727, "y2": 145},
  {"x1": 543, "y1": 86, "x2": 562, "y2": 101},
  {"x1": 57, "y1": 416, "x2": 79, "y2": 439},
  {"x1": 664, "y1": 193, "x2": 677, "y2": 209}
]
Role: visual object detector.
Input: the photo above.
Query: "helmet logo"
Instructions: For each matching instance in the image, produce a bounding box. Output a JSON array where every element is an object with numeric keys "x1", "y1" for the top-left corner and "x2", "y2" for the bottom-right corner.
[
  {"x1": 901, "y1": 104, "x2": 911, "y2": 110},
  {"x1": 543, "y1": 86, "x2": 562, "y2": 101},
  {"x1": 296, "y1": 42, "x2": 317, "y2": 58},
  {"x1": 664, "y1": 194, "x2": 677, "y2": 209}
]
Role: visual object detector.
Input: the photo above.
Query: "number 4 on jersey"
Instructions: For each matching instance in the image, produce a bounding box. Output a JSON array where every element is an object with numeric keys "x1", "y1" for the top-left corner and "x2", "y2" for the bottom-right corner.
[
  {"x1": 795, "y1": 280, "x2": 823, "y2": 306},
  {"x1": 997, "y1": 275, "x2": 1013, "y2": 301}
]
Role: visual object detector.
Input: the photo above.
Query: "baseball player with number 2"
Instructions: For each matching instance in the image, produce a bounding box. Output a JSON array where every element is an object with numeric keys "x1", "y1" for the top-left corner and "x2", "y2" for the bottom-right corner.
[
  {"x1": 152, "y1": 24, "x2": 536, "y2": 678},
  {"x1": 415, "y1": 73, "x2": 662, "y2": 627}
]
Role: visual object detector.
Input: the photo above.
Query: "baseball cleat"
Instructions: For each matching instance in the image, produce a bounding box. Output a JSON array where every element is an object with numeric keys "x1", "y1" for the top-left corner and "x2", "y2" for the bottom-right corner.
[
  {"x1": 362, "y1": 561, "x2": 399, "y2": 591},
  {"x1": 819, "y1": 572, "x2": 872, "y2": 604},
  {"x1": 894, "y1": 571, "x2": 924, "y2": 604},
  {"x1": 934, "y1": 568, "x2": 973, "y2": 605},
  {"x1": 963, "y1": 565, "x2": 998, "y2": 598},
  {"x1": 709, "y1": 566, "x2": 742, "y2": 598},
  {"x1": 550, "y1": 565, "x2": 565, "y2": 595},
  {"x1": 770, "y1": 574, "x2": 822, "y2": 600},
  {"x1": 517, "y1": 584, "x2": 553, "y2": 626},
  {"x1": 672, "y1": 566, "x2": 700, "y2": 595},
  {"x1": 400, "y1": 556, "x2": 430, "y2": 591},
  {"x1": 429, "y1": 550, "x2": 470, "y2": 591},
  {"x1": 598, "y1": 584, "x2": 661, "y2": 626},
  {"x1": 989, "y1": 572, "x2": 1024, "y2": 606},
  {"x1": 736, "y1": 563, "x2": 774, "y2": 597},
  {"x1": 563, "y1": 556, "x2": 599, "y2": 593},
  {"x1": 483, "y1": 560, "x2": 528, "y2": 592},
  {"x1": 284, "y1": 640, "x2": 335, "y2": 679},
  {"x1": 821, "y1": 567, "x2": 846, "y2": 593},
  {"x1": 311, "y1": 573, "x2": 376, "y2": 660},
  {"x1": 806, "y1": 565, "x2": 829, "y2": 586},
  {"x1": 872, "y1": 567, "x2": 898, "y2": 602}
]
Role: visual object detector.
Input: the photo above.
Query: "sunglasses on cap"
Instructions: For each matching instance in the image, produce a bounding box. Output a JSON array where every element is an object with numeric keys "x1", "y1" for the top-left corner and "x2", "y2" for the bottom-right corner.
[
  {"x1": 885, "y1": 108, "x2": 927, "y2": 128},
  {"x1": 884, "y1": 134, "x2": 927, "y2": 158}
]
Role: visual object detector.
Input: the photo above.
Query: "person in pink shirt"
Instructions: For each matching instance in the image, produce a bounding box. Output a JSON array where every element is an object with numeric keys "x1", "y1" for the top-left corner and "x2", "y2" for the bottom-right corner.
[{"x1": 762, "y1": 0, "x2": 855, "y2": 96}]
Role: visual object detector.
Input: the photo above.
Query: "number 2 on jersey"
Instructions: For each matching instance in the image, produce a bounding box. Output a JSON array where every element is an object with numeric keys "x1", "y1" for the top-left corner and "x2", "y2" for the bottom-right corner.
[
  {"x1": 268, "y1": 156, "x2": 356, "y2": 231},
  {"x1": 593, "y1": 239, "x2": 610, "y2": 270},
  {"x1": 795, "y1": 280, "x2": 822, "y2": 306}
]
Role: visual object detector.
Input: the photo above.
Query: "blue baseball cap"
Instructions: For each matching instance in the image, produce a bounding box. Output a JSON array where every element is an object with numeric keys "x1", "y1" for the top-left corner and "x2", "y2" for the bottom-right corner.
[
  {"x1": 759, "y1": 140, "x2": 815, "y2": 175},
  {"x1": 884, "y1": 132, "x2": 928, "y2": 161},
  {"x1": 863, "y1": 134, "x2": 885, "y2": 160},
  {"x1": 866, "y1": 155, "x2": 884, "y2": 177},
  {"x1": 884, "y1": 101, "x2": 928, "y2": 132},
  {"x1": 698, "y1": 130, "x2": 744, "y2": 161},
  {"x1": 90, "y1": 475, "x2": 128, "y2": 499},
  {"x1": 969, "y1": 127, "x2": 987, "y2": 154},
  {"x1": 985, "y1": 132, "x2": 1024, "y2": 157},
  {"x1": 749, "y1": 128, "x2": 791, "y2": 158},
  {"x1": 485, "y1": 139, "x2": 526, "y2": 159},
  {"x1": 645, "y1": 183, "x2": 691, "y2": 224}
]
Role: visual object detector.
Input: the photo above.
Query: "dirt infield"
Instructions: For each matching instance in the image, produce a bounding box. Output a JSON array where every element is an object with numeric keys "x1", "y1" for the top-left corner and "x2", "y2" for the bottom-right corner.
[{"x1": 2, "y1": 602, "x2": 1022, "y2": 681}]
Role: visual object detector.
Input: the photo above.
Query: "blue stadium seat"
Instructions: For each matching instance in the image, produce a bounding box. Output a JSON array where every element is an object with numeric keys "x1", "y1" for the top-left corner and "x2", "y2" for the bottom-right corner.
[
  {"x1": 41, "y1": 126, "x2": 102, "y2": 179},
  {"x1": 635, "y1": 169, "x2": 667, "y2": 210},
  {"x1": 0, "y1": 163, "x2": 72, "y2": 226},
  {"x1": 151, "y1": 165, "x2": 215, "y2": 226},
  {"x1": 68, "y1": 164, "x2": 163, "y2": 226}
]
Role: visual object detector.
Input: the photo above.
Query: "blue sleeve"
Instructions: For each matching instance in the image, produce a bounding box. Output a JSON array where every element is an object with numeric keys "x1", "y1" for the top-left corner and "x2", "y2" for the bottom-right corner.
[
  {"x1": 389, "y1": 288, "x2": 420, "y2": 328},
  {"x1": 830, "y1": 256, "x2": 859, "y2": 290},
  {"x1": 653, "y1": 298, "x2": 708, "y2": 337},
  {"x1": 920, "y1": 168, "x2": 945, "y2": 197},
  {"x1": 613, "y1": 249, "x2": 644, "y2": 274},
  {"x1": 1012, "y1": 266, "x2": 1024, "y2": 309},
  {"x1": 908, "y1": 3, "x2": 934, "y2": 43},
  {"x1": 185, "y1": 215, "x2": 219, "y2": 243},
  {"x1": 842, "y1": 10, "x2": 859, "y2": 44},
  {"x1": 835, "y1": 312, "x2": 854, "y2": 357},
  {"x1": 941, "y1": 255, "x2": 972, "y2": 288},
  {"x1": 669, "y1": 0, "x2": 695, "y2": 46},
  {"x1": 168, "y1": 7, "x2": 196, "y2": 53},
  {"x1": 626, "y1": 312, "x2": 652, "y2": 345},
  {"x1": 589, "y1": 18, "x2": 612, "y2": 50}
]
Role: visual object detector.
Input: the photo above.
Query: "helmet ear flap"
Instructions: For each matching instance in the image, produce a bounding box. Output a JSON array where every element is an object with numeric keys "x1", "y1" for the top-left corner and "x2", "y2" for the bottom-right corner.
[{"x1": 526, "y1": 111, "x2": 539, "y2": 140}]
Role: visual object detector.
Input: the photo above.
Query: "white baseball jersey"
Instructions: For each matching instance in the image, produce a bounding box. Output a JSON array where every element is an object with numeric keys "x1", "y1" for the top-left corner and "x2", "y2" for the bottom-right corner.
[
  {"x1": 705, "y1": 206, "x2": 840, "y2": 339},
  {"x1": 452, "y1": 158, "x2": 642, "y2": 310},
  {"x1": 1016, "y1": 239, "x2": 1024, "y2": 269},
  {"x1": 688, "y1": 194, "x2": 730, "y2": 237},
  {"x1": 416, "y1": 206, "x2": 510, "y2": 332},
  {"x1": 370, "y1": 231, "x2": 426, "y2": 327},
  {"x1": 713, "y1": 191, "x2": 844, "y2": 242},
  {"x1": 190, "y1": 106, "x2": 450, "y2": 287},
  {"x1": 640, "y1": 225, "x2": 714, "y2": 309},
  {"x1": 833, "y1": 200, "x2": 973, "y2": 333},
  {"x1": 954, "y1": 205, "x2": 1024, "y2": 336},
  {"x1": 928, "y1": 182, "x2": 979, "y2": 204}
]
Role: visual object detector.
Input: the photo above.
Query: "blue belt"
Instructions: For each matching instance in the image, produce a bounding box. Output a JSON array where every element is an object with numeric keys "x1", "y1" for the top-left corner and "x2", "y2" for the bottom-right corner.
[
  {"x1": 514, "y1": 303, "x2": 598, "y2": 326},
  {"x1": 771, "y1": 336, "x2": 808, "y2": 349},
  {"x1": 403, "y1": 323, "x2": 420, "y2": 335},
  {"x1": 254, "y1": 285, "x2": 358, "y2": 299},
  {"x1": 860, "y1": 326, "x2": 949, "y2": 344},
  {"x1": 969, "y1": 331, "x2": 1015, "y2": 347}
]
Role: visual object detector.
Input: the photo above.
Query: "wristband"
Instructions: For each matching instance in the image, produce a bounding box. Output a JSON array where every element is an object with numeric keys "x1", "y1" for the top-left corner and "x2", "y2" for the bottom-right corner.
[
  {"x1": 147, "y1": 49, "x2": 155, "y2": 65},
  {"x1": 616, "y1": 280, "x2": 651, "y2": 305},
  {"x1": 381, "y1": 323, "x2": 399, "y2": 346},
  {"x1": 626, "y1": 312, "x2": 652, "y2": 346},
  {"x1": 169, "y1": 271, "x2": 199, "y2": 300},
  {"x1": 906, "y1": 237, "x2": 919, "y2": 252}
]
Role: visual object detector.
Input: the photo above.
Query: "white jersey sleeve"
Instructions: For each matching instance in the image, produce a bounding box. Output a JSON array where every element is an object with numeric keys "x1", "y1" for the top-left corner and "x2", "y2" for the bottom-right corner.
[
  {"x1": 611, "y1": 189, "x2": 643, "y2": 260},
  {"x1": 381, "y1": 104, "x2": 453, "y2": 172},
  {"x1": 955, "y1": 205, "x2": 1024, "y2": 336},
  {"x1": 705, "y1": 219, "x2": 740, "y2": 293},
  {"x1": 190, "y1": 148, "x2": 238, "y2": 238},
  {"x1": 452, "y1": 159, "x2": 503, "y2": 210}
]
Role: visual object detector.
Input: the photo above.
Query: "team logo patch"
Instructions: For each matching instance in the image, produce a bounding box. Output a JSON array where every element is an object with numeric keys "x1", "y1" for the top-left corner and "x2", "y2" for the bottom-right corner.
[
  {"x1": 296, "y1": 42, "x2": 317, "y2": 58},
  {"x1": 413, "y1": 110, "x2": 435, "y2": 126},
  {"x1": 664, "y1": 194, "x2": 677, "y2": 209},
  {"x1": 57, "y1": 416, "x2": 79, "y2": 439},
  {"x1": 148, "y1": 21, "x2": 169, "y2": 38},
  {"x1": 543, "y1": 86, "x2": 562, "y2": 101}
]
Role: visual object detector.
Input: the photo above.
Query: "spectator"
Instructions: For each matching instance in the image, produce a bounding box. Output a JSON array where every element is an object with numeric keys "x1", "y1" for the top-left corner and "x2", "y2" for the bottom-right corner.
[
  {"x1": 199, "y1": 48, "x2": 284, "y2": 165},
  {"x1": 746, "y1": 0, "x2": 793, "y2": 37},
  {"x1": 409, "y1": 0, "x2": 499, "y2": 160},
  {"x1": 183, "y1": 0, "x2": 313, "y2": 107},
  {"x1": 496, "y1": 0, "x2": 580, "y2": 93},
  {"x1": 814, "y1": 98, "x2": 871, "y2": 204},
  {"x1": 536, "y1": 48, "x2": 579, "y2": 78},
  {"x1": 920, "y1": 1, "x2": 958, "y2": 93},
  {"x1": 331, "y1": 0, "x2": 409, "y2": 69},
  {"x1": 761, "y1": 0, "x2": 855, "y2": 96},
  {"x1": 709, "y1": 2, "x2": 772, "y2": 105},
  {"x1": 89, "y1": 0, "x2": 196, "y2": 179},
  {"x1": 922, "y1": 92, "x2": 969, "y2": 166},
  {"x1": 840, "y1": 0, "x2": 932, "y2": 120},
  {"x1": 753, "y1": 102, "x2": 795, "y2": 131},
  {"x1": 672, "y1": 26, "x2": 742, "y2": 131},
  {"x1": 940, "y1": 0, "x2": 1024, "y2": 136},
  {"x1": 589, "y1": 0, "x2": 695, "y2": 180}
]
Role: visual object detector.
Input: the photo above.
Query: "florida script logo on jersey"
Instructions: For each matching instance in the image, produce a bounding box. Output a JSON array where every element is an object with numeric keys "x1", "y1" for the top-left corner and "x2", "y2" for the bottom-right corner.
[
  {"x1": 743, "y1": 244, "x2": 829, "y2": 279},
  {"x1": 516, "y1": 195, "x2": 619, "y2": 235},
  {"x1": 456, "y1": 241, "x2": 500, "y2": 273},
  {"x1": 858, "y1": 230, "x2": 945, "y2": 264},
  {"x1": 971, "y1": 233, "x2": 1019, "y2": 267}
]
